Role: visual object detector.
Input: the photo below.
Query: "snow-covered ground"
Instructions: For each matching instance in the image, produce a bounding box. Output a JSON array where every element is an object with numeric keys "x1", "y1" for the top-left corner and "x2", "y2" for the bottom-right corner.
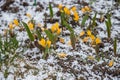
[{"x1": 0, "y1": 0, "x2": 120, "y2": 80}]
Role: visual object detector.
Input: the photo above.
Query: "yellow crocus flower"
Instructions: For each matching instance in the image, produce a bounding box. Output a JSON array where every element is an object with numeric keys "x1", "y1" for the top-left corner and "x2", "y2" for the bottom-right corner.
[
  {"x1": 9, "y1": 23, "x2": 14, "y2": 30},
  {"x1": 64, "y1": 7, "x2": 70, "y2": 15},
  {"x1": 38, "y1": 38, "x2": 51, "y2": 48},
  {"x1": 59, "y1": 38, "x2": 65, "y2": 43},
  {"x1": 26, "y1": 13, "x2": 31, "y2": 18},
  {"x1": 41, "y1": 27, "x2": 45, "y2": 32},
  {"x1": 3, "y1": 29, "x2": 7, "y2": 36},
  {"x1": 81, "y1": 6, "x2": 91, "y2": 13},
  {"x1": 58, "y1": 53, "x2": 67, "y2": 58},
  {"x1": 80, "y1": 31, "x2": 85, "y2": 37},
  {"x1": 90, "y1": 35, "x2": 95, "y2": 40},
  {"x1": 84, "y1": 6, "x2": 90, "y2": 11},
  {"x1": 13, "y1": 19, "x2": 19, "y2": 26},
  {"x1": 58, "y1": 4, "x2": 63, "y2": 10},
  {"x1": 87, "y1": 55, "x2": 94, "y2": 60},
  {"x1": 81, "y1": 8, "x2": 86, "y2": 13},
  {"x1": 51, "y1": 22, "x2": 61, "y2": 35},
  {"x1": 95, "y1": 37, "x2": 101, "y2": 44},
  {"x1": 57, "y1": 28, "x2": 61, "y2": 35},
  {"x1": 38, "y1": 38, "x2": 46, "y2": 48},
  {"x1": 71, "y1": 6, "x2": 77, "y2": 12},
  {"x1": 108, "y1": 60, "x2": 114, "y2": 67},
  {"x1": 74, "y1": 15, "x2": 79, "y2": 21},
  {"x1": 51, "y1": 25, "x2": 56, "y2": 33},
  {"x1": 67, "y1": 41, "x2": 71, "y2": 46},
  {"x1": 28, "y1": 22, "x2": 34, "y2": 30},
  {"x1": 87, "y1": 30, "x2": 92, "y2": 36},
  {"x1": 83, "y1": 37, "x2": 89, "y2": 42},
  {"x1": 37, "y1": 23, "x2": 42, "y2": 27},
  {"x1": 73, "y1": 12, "x2": 79, "y2": 21},
  {"x1": 51, "y1": 22, "x2": 59, "y2": 33},
  {"x1": 54, "y1": 22, "x2": 59, "y2": 29},
  {"x1": 46, "y1": 40, "x2": 51, "y2": 48}
]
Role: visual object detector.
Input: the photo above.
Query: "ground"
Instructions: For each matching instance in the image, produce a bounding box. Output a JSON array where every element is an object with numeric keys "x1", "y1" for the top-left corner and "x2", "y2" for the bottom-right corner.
[{"x1": 0, "y1": 0, "x2": 120, "y2": 80}]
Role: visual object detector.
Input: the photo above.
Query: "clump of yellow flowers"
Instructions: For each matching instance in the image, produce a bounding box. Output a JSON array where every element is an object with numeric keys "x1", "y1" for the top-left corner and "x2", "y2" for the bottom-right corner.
[
  {"x1": 58, "y1": 4, "x2": 70, "y2": 15},
  {"x1": 63, "y1": 7, "x2": 71, "y2": 15},
  {"x1": 80, "y1": 30, "x2": 101, "y2": 45},
  {"x1": 81, "y1": 6, "x2": 91, "y2": 13},
  {"x1": 38, "y1": 38, "x2": 51, "y2": 48},
  {"x1": 51, "y1": 22, "x2": 61, "y2": 35},
  {"x1": 71, "y1": 6, "x2": 79, "y2": 21},
  {"x1": 71, "y1": 6, "x2": 77, "y2": 12},
  {"x1": 58, "y1": 4, "x2": 71, "y2": 15},
  {"x1": 9, "y1": 19, "x2": 19, "y2": 30},
  {"x1": 58, "y1": 4, "x2": 79, "y2": 21}
]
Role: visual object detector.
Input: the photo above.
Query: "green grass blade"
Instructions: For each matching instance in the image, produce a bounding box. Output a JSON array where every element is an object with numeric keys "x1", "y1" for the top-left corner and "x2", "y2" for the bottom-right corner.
[
  {"x1": 0, "y1": 35, "x2": 2, "y2": 50},
  {"x1": 92, "y1": 12, "x2": 97, "y2": 27},
  {"x1": 0, "y1": 35, "x2": 2, "y2": 64},
  {"x1": 44, "y1": 30, "x2": 54, "y2": 43},
  {"x1": 49, "y1": 2, "x2": 53, "y2": 18},
  {"x1": 36, "y1": 29, "x2": 42, "y2": 40},
  {"x1": 62, "y1": 20, "x2": 76, "y2": 49},
  {"x1": 43, "y1": 47, "x2": 49, "y2": 59},
  {"x1": 63, "y1": 20, "x2": 74, "y2": 33},
  {"x1": 105, "y1": 20, "x2": 111, "y2": 38},
  {"x1": 113, "y1": 38, "x2": 117, "y2": 56},
  {"x1": 81, "y1": 14, "x2": 88, "y2": 27},
  {"x1": 10, "y1": 36, "x2": 18, "y2": 48},
  {"x1": 10, "y1": 53, "x2": 17, "y2": 63},
  {"x1": 60, "y1": 12, "x2": 65, "y2": 26},
  {"x1": 107, "y1": 13, "x2": 112, "y2": 28},
  {"x1": 33, "y1": 0, "x2": 37, "y2": 6},
  {"x1": 70, "y1": 32, "x2": 76, "y2": 49},
  {"x1": 22, "y1": 21, "x2": 34, "y2": 41},
  {"x1": 4, "y1": 69, "x2": 9, "y2": 78}
]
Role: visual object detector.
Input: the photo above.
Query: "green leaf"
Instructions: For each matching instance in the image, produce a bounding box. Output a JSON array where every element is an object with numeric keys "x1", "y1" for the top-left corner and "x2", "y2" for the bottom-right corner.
[
  {"x1": 105, "y1": 20, "x2": 111, "y2": 38},
  {"x1": 0, "y1": 55, "x2": 1, "y2": 66},
  {"x1": 0, "y1": 35, "x2": 2, "y2": 64},
  {"x1": 43, "y1": 47, "x2": 49, "y2": 59},
  {"x1": 44, "y1": 30, "x2": 54, "y2": 43},
  {"x1": 113, "y1": 38, "x2": 117, "y2": 56},
  {"x1": 60, "y1": 12, "x2": 65, "y2": 26},
  {"x1": 10, "y1": 53, "x2": 17, "y2": 63},
  {"x1": 33, "y1": 0, "x2": 36, "y2": 6},
  {"x1": 70, "y1": 32, "x2": 76, "y2": 49},
  {"x1": 10, "y1": 36, "x2": 18, "y2": 49},
  {"x1": 63, "y1": 20, "x2": 74, "y2": 33},
  {"x1": 81, "y1": 14, "x2": 88, "y2": 27},
  {"x1": 36, "y1": 29, "x2": 42, "y2": 40},
  {"x1": 49, "y1": 2, "x2": 53, "y2": 18},
  {"x1": 92, "y1": 12, "x2": 97, "y2": 27},
  {"x1": 4, "y1": 69, "x2": 9, "y2": 78},
  {"x1": 0, "y1": 35, "x2": 2, "y2": 50},
  {"x1": 95, "y1": 44, "x2": 99, "y2": 55},
  {"x1": 107, "y1": 13, "x2": 112, "y2": 28},
  {"x1": 22, "y1": 21, "x2": 34, "y2": 41},
  {"x1": 63, "y1": 20, "x2": 76, "y2": 49}
]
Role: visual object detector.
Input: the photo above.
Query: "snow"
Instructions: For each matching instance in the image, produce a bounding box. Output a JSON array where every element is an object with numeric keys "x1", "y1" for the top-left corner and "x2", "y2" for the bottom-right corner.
[{"x1": 0, "y1": 0, "x2": 120, "y2": 80}]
